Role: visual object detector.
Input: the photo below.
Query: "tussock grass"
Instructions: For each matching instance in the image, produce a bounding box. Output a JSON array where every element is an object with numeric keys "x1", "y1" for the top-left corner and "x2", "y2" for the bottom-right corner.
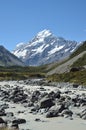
[
  {"x1": 47, "y1": 70, "x2": 86, "y2": 85},
  {"x1": 71, "y1": 53, "x2": 86, "y2": 67},
  {"x1": 0, "y1": 66, "x2": 46, "y2": 80},
  {"x1": 0, "y1": 127, "x2": 15, "y2": 130}
]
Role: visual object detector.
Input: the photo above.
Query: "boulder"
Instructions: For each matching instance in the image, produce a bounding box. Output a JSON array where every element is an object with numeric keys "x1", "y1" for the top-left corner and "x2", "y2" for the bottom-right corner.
[
  {"x1": 31, "y1": 90, "x2": 41, "y2": 102},
  {"x1": 6, "y1": 112, "x2": 14, "y2": 117},
  {"x1": 61, "y1": 109, "x2": 73, "y2": 117},
  {"x1": 46, "y1": 111, "x2": 58, "y2": 118},
  {"x1": 0, "y1": 103, "x2": 9, "y2": 109},
  {"x1": 46, "y1": 104, "x2": 66, "y2": 118},
  {"x1": 82, "y1": 115, "x2": 86, "y2": 120},
  {"x1": 35, "y1": 118, "x2": 41, "y2": 122},
  {"x1": 0, "y1": 109, "x2": 6, "y2": 116},
  {"x1": 79, "y1": 98, "x2": 86, "y2": 105},
  {"x1": 70, "y1": 67, "x2": 84, "y2": 72},
  {"x1": 73, "y1": 84, "x2": 79, "y2": 88},
  {"x1": 31, "y1": 105, "x2": 39, "y2": 112},
  {"x1": 12, "y1": 118, "x2": 26, "y2": 124},
  {"x1": 79, "y1": 109, "x2": 86, "y2": 119},
  {"x1": 72, "y1": 95, "x2": 79, "y2": 104},
  {"x1": 0, "y1": 117, "x2": 7, "y2": 126},
  {"x1": 40, "y1": 97, "x2": 55, "y2": 108},
  {"x1": 11, "y1": 123, "x2": 19, "y2": 129},
  {"x1": 48, "y1": 91, "x2": 60, "y2": 99}
]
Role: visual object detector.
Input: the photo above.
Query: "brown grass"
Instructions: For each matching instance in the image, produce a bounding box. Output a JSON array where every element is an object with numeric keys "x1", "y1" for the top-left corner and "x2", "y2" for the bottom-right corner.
[{"x1": 0, "y1": 127, "x2": 15, "y2": 130}]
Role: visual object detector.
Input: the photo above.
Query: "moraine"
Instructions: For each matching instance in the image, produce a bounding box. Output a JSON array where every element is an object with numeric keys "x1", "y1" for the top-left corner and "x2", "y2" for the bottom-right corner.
[{"x1": 0, "y1": 79, "x2": 86, "y2": 130}]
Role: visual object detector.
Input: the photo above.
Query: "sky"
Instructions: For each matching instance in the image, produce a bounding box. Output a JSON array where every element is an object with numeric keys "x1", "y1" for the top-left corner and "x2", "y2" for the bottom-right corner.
[{"x1": 0, "y1": 0, "x2": 86, "y2": 51}]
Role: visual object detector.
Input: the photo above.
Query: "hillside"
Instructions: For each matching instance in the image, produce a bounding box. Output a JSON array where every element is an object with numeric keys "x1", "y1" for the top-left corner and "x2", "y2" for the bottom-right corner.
[
  {"x1": 0, "y1": 41, "x2": 86, "y2": 85},
  {"x1": 71, "y1": 41, "x2": 86, "y2": 67},
  {"x1": 47, "y1": 41, "x2": 86, "y2": 85},
  {"x1": 47, "y1": 41, "x2": 86, "y2": 74},
  {"x1": 70, "y1": 41, "x2": 86, "y2": 58},
  {"x1": 0, "y1": 65, "x2": 46, "y2": 80},
  {"x1": 72, "y1": 53, "x2": 86, "y2": 67},
  {"x1": 0, "y1": 45, "x2": 25, "y2": 66},
  {"x1": 47, "y1": 51, "x2": 86, "y2": 75}
]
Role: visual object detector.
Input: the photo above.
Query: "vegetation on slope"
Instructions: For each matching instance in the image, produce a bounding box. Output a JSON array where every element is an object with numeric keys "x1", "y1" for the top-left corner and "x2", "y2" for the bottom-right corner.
[
  {"x1": 0, "y1": 41, "x2": 86, "y2": 85},
  {"x1": 46, "y1": 42, "x2": 86, "y2": 73},
  {"x1": 46, "y1": 58, "x2": 69, "y2": 72},
  {"x1": 70, "y1": 41, "x2": 86, "y2": 59},
  {"x1": 47, "y1": 70, "x2": 86, "y2": 85},
  {"x1": 0, "y1": 127, "x2": 15, "y2": 130},
  {"x1": 0, "y1": 65, "x2": 47, "y2": 80},
  {"x1": 72, "y1": 53, "x2": 86, "y2": 67},
  {"x1": 46, "y1": 41, "x2": 86, "y2": 85},
  {"x1": 0, "y1": 128, "x2": 8, "y2": 130},
  {"x1": 70, "y1": 41, "x2": 86, "y2": 67}
]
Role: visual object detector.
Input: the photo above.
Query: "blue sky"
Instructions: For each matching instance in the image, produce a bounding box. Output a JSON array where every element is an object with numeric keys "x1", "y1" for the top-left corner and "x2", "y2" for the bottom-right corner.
[{"x1": 0, "y1": 0, "x2": 86, "y2": 51}]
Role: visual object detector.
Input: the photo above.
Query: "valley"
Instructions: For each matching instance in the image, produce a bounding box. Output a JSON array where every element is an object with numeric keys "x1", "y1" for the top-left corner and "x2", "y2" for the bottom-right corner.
[
  {"x1": 0, "y1": 79, "x2": 86, "y2": 130},
  {"x1": 0, "y1": 1, "x2": 86, "y2": 130},
  {"x1": 0, "y1": 31, "x2": 86, "y2": 130}
]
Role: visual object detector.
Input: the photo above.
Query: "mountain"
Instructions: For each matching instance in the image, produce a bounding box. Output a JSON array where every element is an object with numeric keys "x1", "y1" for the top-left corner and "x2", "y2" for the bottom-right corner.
[
  {"x1": 0, "y1": 45, "x2": 25, "y2": 66},
  {"x1": 47, "y1": 41, "x2": 86, "y2": 75},
  {"x1": 13, "y1": 29, "x2": 78, "y2": 66},
  {"x1": 46, "y1": 41, "x2": 86, "y2": 85}
]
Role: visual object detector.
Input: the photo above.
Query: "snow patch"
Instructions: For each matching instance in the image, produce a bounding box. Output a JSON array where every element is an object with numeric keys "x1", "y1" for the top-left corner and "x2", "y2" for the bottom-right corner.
[
  {"x1": 65, "y1": 48, "x2": 70, "y2": 52},
  {"x1": 16, "y1": 42, "x2": 25, "y2": 48},
  {"x1": 37, "y1": 29, "x2": 52, "y2": 38},
  {"x1": 48, "y1": 45, "x2": 64, "y2": 55},
  {"x1": 70, "y1": 48, "x2": 76, "y2": 53},
  {"x1": 14, "y1": 49, "x2": 27, "y2": 59}
]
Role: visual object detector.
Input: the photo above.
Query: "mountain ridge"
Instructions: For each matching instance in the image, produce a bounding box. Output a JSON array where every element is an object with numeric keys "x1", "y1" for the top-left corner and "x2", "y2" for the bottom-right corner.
[
  {"x1": 0, "y1": 45, "x2": 25, "y2": 66},
  {"x1": 13, "y1": 29, "x2": 78, "y2": 66},
  {"x1": 46, "y1": 41, "x2": 86, "y2": 85},
  {"x1": 47, "y1": 41, "x2": 86, "y2": 75}
]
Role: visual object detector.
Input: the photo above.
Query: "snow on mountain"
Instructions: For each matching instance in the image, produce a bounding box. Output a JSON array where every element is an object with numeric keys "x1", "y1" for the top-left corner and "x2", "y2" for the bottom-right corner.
[
  {"x1": 48, "y1": 45, "x2": 65, "y2": 55},
  {"x1": 16, "y1": 42, "x2": 25, "y2": 48},
  {"x1": 13, "y1": 29, "x2": 78, "y2": 66},
  {"x1": 37, "y1": 29, "x2": 52, "y2": 38}
]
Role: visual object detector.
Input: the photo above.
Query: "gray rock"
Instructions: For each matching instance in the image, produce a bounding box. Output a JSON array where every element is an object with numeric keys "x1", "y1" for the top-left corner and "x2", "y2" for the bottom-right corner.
[
  {"x1": 40, "y1": 97, "x2": 55, "y2": 108},
  {"x1": 6, "y1": 112, "x2": 14, "y2": 117},
  {"x1": 46, "y1": 104, "x2": 66, "y2": 118},
  {"x1": 11, "y1": 123, "x2": 19, "y2": 129},
  {"x1": 0, "y1": 109, "x2": 6, "y2": 116},
  {"x1": 31, "y1": 90, "x2": 41, "y2": 102},
  {"x1": 35, "y1": 118, "x2": 41, "y2": 122},
  {"x1": 0, "y1": 117, "x2": 7, "y2": 126},
  {"x1": 61, "y1": 109, "x2": 73, "y2": 117},
  {"x1": 12, "y1": 118, "x2": 26, "y2": 124}
]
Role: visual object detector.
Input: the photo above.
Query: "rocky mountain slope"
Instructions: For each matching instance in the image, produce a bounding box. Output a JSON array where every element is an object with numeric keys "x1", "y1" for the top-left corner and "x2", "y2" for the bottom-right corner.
[
  {"x1": 13, "y1": 29, "x2": 78, "y2": 66},
  {"x1": 47, "y1": 41, "x2": 86, "y2": 75},
  {"x1": 0, "y1": 45, "x2": 25, "y2": 66}
]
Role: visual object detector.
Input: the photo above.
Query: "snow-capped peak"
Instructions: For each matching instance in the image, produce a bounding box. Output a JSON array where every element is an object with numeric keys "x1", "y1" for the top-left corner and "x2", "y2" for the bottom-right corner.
[
  {"x1": 37, "y1": 29, "x2": 52, "y2": 38},
  {"x1": 16, "y1": 42, "x2": 25, "y2": 48},
  {"x1": 13, "y1": 29, "x2": 78, "y2": 66},
  {"x1": 15, "y1": 42, "x2": 27, "y2": 50}
]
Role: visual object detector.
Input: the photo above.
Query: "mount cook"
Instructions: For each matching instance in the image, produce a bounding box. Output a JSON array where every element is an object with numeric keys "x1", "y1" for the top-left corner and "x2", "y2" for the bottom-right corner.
[{"x1": 13, "y1": 29, "x2": 78, "y2": 66}]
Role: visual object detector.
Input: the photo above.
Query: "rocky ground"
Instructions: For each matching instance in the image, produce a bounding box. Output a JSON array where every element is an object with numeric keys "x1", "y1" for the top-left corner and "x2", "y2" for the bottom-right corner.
[
  {"x1": 47, "y1": 51, "x2": 86, "y2": 75},
  {"x1": 0, "y1": 79, "x2": 86, "y2": 130}
]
